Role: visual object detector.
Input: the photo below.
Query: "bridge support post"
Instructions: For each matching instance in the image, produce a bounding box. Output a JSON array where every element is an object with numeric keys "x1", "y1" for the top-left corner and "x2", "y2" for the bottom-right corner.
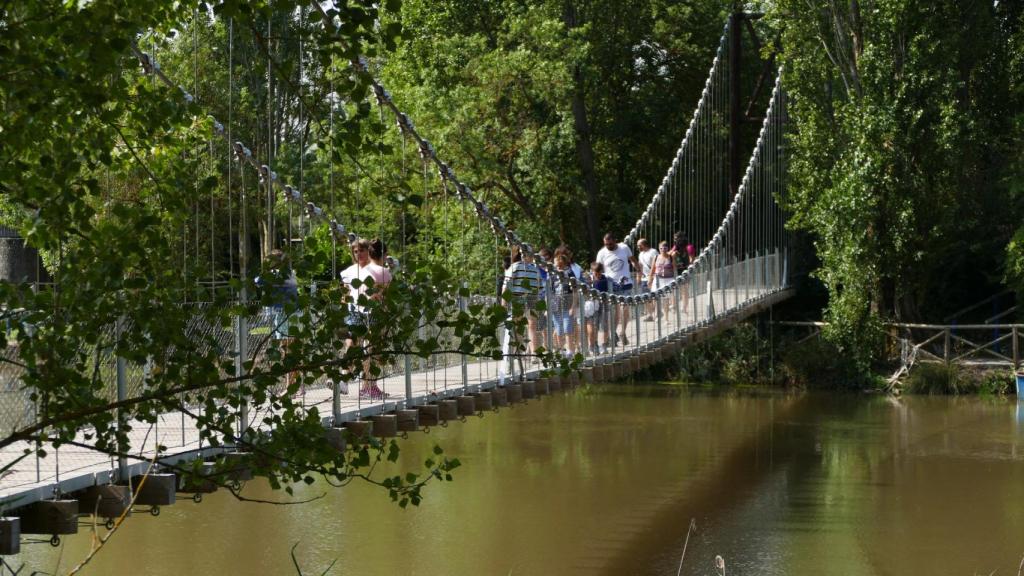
[
  {"x1": 755, "y1": 249, "x2": 761, "y2": 296},
  {"x1": 761, "y1": 250, "x2": 766, "y2": 294},
  {"x1": 577, "y1": 289, "x2": 589, "y2": 359},
  {"x1": 718, "y1": 250, "x2": 726, "y2": 313},
  {"x1": 774, "y1": 248, "x2": 781, "y2": 292},
  {"x1": 706, "y1": 277, "x2": 715, "y2": 321},
  {"x1": 746, "y1": 253, "x2": 751, "y2": 303},
  {"x1": 544, "y1": 280, "x2": 554, "y2": 359},
  {"x1": 691, "y1": 272, "x2": 698, "y2": 325},
  {"x1": 1014, "y1": 326, "x2": 1019, "y2": 371},
  {"x1": 332, "y1": 379, "x2": 343, "y2": 425},
  {"x1": 674, "y1": 282, "x2": 681, "y2": 331},
  {"x1": 404, "y1": 354, "x2": 414, "y2": 407},
  {"x1": 234, "y1": 312, "x2": 249, "y2": 437},
  {"x1": 115, "y1": 317, "x2": 128, "y2": 481},
  {"x1": 635, "y1": 299, "x2": 642, "y2": 351},
  {"x1": 783, "y1": 246, "x2": 789, "y2": 287},
  {"x1": 609, "y1": 300, "x2": 617, "y2": 357},
  {"x1": 656, "y1": 296, "x2": 663, "y2": 341},
  {"x1": 460, "y1": 283, "x2": 470, "y2": 394}
]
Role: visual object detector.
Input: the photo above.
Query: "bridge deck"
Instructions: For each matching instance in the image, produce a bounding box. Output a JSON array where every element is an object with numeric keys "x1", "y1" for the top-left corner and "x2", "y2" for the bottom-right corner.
[{"x1": 1, "y1": 282, "x2": 791, "y2": 509}]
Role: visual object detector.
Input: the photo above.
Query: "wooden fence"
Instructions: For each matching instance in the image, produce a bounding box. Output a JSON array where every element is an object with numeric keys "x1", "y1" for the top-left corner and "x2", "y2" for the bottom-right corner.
[{"x1": 776, "y1": 321, "x2": 1024, "y2": 373}]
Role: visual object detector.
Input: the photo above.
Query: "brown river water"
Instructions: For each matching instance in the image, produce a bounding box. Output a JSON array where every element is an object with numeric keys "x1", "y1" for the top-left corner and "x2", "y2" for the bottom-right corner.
[{"x1": 15, "y1": 385, "x2": 1024, "y2": 575}]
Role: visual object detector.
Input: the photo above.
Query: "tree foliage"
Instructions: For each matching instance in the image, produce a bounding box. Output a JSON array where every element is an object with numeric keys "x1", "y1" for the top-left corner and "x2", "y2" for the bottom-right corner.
[
  {"x1": 383, "y1": 0, "x2": 731, "y2": 257},
  {"x1": 765, "y1": 0, "x2": 1024, "y2": 370},
  {"x1": 0, "y1": 0, "x2": 556, "y2": 513}
]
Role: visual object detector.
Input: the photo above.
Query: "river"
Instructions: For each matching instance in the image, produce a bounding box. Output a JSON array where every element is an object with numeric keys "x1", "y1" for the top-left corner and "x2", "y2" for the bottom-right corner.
[{"x1": 16, "y1": 385, "x2": 1024, "y2": 575}]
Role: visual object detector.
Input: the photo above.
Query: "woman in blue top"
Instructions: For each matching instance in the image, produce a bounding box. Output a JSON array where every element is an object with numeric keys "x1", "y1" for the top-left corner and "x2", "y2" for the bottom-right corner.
[{"x1": 551, "y1": 254, "x2": 578, "y2": 357}]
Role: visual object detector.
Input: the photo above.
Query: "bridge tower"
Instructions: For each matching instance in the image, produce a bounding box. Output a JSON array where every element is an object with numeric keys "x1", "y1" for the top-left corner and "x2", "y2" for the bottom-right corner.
[{"x1": 728, "y1": 11, "x2": 776, "y2": 200}]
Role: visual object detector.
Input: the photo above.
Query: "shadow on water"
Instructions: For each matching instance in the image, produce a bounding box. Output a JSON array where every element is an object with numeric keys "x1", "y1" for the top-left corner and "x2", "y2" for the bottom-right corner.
[
  {"x1": 596, "y1": 389, "x2": 869, "y2": 576},
  {"x1": 599, "y1": 388, "x2": 1024, "y2": 576}
]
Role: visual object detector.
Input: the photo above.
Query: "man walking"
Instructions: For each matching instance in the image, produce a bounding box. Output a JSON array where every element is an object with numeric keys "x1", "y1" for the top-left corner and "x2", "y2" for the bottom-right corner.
[{"x1": 595, "y1": 232, "x2": 638, "y2": 345}]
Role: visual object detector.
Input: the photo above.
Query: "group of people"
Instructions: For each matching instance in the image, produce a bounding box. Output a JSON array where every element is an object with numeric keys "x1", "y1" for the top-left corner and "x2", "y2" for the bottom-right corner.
[
  {"x1": 261, "y1": 227, "x2": 696, "y2": 399},
  {"x1": 501, "y1": 231, "x2": 695, "y2": 359},
  {"x1": 259, "y1": 237, "x2": 395, "y2": 401}
]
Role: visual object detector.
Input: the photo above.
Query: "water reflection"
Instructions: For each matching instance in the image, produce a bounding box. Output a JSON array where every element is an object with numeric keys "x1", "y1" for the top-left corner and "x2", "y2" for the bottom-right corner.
[{"x1": 15, "y1": 387, "x2": 1024, "y2": 576}]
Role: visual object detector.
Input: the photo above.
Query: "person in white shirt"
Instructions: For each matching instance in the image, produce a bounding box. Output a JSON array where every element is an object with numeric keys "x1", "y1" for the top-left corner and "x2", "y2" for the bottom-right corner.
[
  {"x1": 339, "y1": 238, "x2": 392, "y2": 400},
  {"x1": 595, "y1": 232, "x2": 638, "y2": 345},
  {"x1": 636, "y1": 238, "x2": 659, "y2": 321}
]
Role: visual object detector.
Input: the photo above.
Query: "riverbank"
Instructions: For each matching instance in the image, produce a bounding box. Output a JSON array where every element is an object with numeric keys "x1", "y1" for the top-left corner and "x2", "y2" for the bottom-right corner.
[{"x1": 666, "y1": 320, "x2": 1021, "y2": 395}]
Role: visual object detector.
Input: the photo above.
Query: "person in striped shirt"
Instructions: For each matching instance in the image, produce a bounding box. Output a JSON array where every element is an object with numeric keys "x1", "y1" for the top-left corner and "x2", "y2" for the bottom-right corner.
[{"x1": 503, "y1": 249, "x2": 542, "y2": 356}]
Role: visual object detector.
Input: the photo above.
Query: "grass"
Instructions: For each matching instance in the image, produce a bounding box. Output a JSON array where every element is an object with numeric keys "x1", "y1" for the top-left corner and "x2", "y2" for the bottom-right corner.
[{"x1": 904, "y1": 364, "x2": 1014, "y2": 396}]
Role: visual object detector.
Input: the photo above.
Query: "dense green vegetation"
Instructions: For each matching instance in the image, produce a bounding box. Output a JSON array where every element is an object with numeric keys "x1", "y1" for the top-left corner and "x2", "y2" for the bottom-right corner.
[
  {"x1": 0, "y1": 0, "x2": 741, "y2": 497},
  {"x1": 766, "y1": 1, "x2": 1024, "y2": 369},
  {"x1": 384, "y1": 0, "x2": 1024, "y2": 376},
  {"x1": 2, "y1": 0, "x2": 1024, "y2": 512},
  {"x1": 0, "y1": 0, "x2": 516, "y2": 507}
]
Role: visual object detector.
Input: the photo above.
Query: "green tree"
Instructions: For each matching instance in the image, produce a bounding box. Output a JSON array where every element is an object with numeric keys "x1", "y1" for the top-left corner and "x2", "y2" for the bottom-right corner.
[
  {"x1": 765, "y1": 0, "x2": 1022, "y2": 370},
  {"x1": 381, "y1": 0, "x2": 730, "y2": 258},
  {"x1": 0, "y1": 0, "x2": 557, "y2": 522}
]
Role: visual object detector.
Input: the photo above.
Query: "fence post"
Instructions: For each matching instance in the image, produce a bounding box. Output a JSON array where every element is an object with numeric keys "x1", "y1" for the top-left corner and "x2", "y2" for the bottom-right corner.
[
  {"x1": 691, "y1": 271, "x2": 698, "y2": 325},
  {"x1": 656, "y1": 294, "x2": 663, "y2": 341},
  {"x1": 674, "y1": 280, "x2": 682, "y2": 330},
  {"x1": 234, "y1": 312, "x2": 249, "y2": 437},
  {"x1": 770, "y1": 247, "x2": 778, "y2": 291},
  {"x1": 719, "y1": 249, "x2": 727, "y2": 310},
  {"x1": 403, "y1": 354, "x2": 414, "y2": 406},
  {"x1": 706, "y1": 277, "x2": 715, "y2": 321},
  {"x1": 505, "y1": 299, "x2": 515, "y2": 383},
  {"x1": 544, "y1": 277, "x2": 554, "y2": 357},
  {"x1": 745, "y1": 252, "x2": 750, "y2": 302},
  {"x1": 943, "y1": 328, "x2": 950, "y2": 365},
  {"x1": 610, "y1": 299, "x2": 617, "y2": 357},
  {"x1": 1013, "y1": 326, "x2": 1019, "y2": 372},
  {"x1": 460, "y1": 282, "x2": 469, "y2": 393},
  {"x1": 577, "y1": 288, "x2": 588, "y2": 359},
  {"x1": 783, "y1": 246, "x2": 789, "y2": 288},
  {"x1": 116, "y1": 343, "x2": 127, "y2": 479},
  {"x1": 753, "y1": 249, "x2": 759, "y2": 296},
  {"x1": 634, "y1": 298, "x2": 642, "y2": 351}
]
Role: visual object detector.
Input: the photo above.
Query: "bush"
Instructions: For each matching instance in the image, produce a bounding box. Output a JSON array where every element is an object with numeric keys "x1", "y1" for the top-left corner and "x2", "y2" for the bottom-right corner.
[
  {"x1": 905, "y1": 363, "x2": 961, "y2": 394},
  {"x1": 678, "y1": 322, "x2": 772, "y2": 385},
  {"x1": 904, "y1": 365, "x2": 1013, "y2": 395},
  {"x1": 778, "y1": 336, "x2": 863, "y2": 389},
  {"x1": 974, "y1": 369, "x2": 1013, "y2": 396}
]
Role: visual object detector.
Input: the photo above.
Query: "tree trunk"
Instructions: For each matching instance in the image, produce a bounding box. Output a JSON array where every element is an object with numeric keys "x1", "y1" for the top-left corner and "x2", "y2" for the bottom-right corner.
[
  {"x1": 564, "y1": 1, "x2": 601, "y2": 249},
  {"x1": 259, "y1": 217, "x2": 271, "y2": 267}
]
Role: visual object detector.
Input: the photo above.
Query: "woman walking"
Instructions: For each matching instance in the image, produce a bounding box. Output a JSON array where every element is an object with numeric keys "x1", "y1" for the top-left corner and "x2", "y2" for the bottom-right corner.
[
  {"x1": 650, "y1": 241, "x2": 676, "y2": 315},
  {"x1": 551, "y1": 253, "x2": 578, "y2": 357}
]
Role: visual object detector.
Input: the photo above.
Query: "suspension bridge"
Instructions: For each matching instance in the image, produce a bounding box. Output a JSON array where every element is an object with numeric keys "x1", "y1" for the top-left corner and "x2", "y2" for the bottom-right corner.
[{"x1": 0, "y1": 10, "x2": 791, "y2": 550}]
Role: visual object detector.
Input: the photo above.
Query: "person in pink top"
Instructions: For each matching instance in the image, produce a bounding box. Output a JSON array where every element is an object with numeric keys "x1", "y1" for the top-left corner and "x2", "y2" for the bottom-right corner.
[
  {"x1": 340, "y1": 238, "x2": 392, "y2": 400},
  {"x1": 668, "y1": 231, "x2": 692, "y2": 315}
]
